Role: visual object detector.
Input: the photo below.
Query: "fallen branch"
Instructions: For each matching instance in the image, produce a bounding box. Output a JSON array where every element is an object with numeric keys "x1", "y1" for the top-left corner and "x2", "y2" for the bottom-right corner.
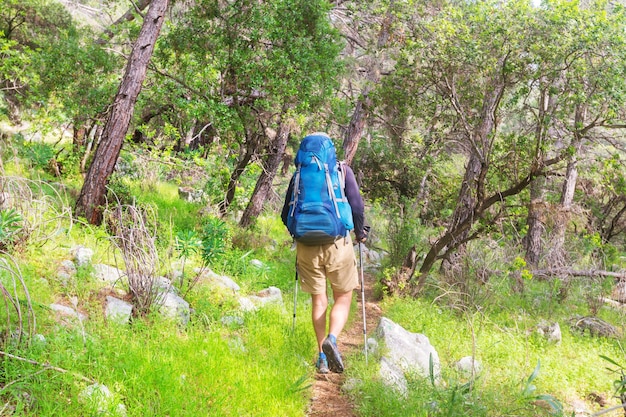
[
  {"x1": 532, "y1": 268, "x2": 626, "y2": 280},
  {"x1": 0, "y1": 350, "x2": 95, "y2": 384}
]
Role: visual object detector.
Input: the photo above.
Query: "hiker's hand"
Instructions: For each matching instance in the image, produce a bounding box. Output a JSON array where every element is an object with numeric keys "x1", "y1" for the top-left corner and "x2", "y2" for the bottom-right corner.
[{"x1": 356, "y1": 226, "x2": 370, "y2": 243}]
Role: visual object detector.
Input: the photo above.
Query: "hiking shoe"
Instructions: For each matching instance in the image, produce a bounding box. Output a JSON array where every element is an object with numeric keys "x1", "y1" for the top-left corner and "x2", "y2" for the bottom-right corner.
[
  {"x1": 322, "y1": 337, "x2": 344, "y2": 373},
  {"x1": 316, "y1": 356, "x2": 329, "y2": 374}
]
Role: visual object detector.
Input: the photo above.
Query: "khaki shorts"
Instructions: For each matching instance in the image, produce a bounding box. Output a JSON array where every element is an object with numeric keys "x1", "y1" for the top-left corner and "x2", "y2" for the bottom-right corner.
[{"x1": 296, "y1": 235, "x2": 358, "y2": 295}]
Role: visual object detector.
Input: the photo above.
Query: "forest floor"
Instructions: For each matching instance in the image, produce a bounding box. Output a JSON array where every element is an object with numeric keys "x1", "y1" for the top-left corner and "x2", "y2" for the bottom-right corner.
[{"x1": 306, "y1": 271, "x2": 383, "y2": 417}]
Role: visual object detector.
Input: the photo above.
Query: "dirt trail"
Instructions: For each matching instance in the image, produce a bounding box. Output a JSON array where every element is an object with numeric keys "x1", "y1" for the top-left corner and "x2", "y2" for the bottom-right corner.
[{"x1": 306, "y1": 272, "x2": 382, "y2": 417}]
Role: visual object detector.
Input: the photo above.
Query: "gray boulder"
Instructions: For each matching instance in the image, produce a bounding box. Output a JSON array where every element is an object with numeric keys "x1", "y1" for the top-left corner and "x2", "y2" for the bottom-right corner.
[
  {"x1": 73, "y1": 246, "x2": 94, "y2": 267},
  {"x1": 105, "y1": 296, "x2": 133, "y2": 325},
  {"x1": 239, "y1": 286, "x2": 283, "y2": 312},
  {"x1": 93, "y1": 264, "x2": 127, "y2": 288},
  {"x1": 376, "y1": 317, "x2": 441, "y2": 394},
  {"x1": 158, "y1": 292, "x2": 190, "y2": 326},
  {"x1": 454, "y1": 356, "x2": 482, "y2": 378}
]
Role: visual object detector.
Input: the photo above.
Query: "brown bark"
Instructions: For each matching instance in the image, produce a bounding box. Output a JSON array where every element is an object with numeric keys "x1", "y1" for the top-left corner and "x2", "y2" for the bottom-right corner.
[
  {"x1": 75, "y1": 0, "x2": 169, "y2": 225},
  {"x1": 414, "y1": 159, "x2": 553, "y2": 293},
  {"x1": 524, "y1": 180, "x2": 547, "y2": 268},
  {"x1": 218, "y1": 134, "x2": 259, "y2": 217},
  {"x1": 340, "y1": 2, "x2": 394, "y2": 166},
  {"x1": 438, "y1": 76, "x2": 505, "y2": 277},
  {"x1": 239, "y1": 116, "x2": 292, "y2": 228},
  {"x1": 343, "y1": 90, "x2": 371, "y2": 166},
  {"x1": 549, "y1": 104, "x2": 586, "y2": 267},
  {"x1": 524, "y1": 81, "x2": 557, "y2": 269},
  {"x1": 602, "y1": 199, "x2": 626, "y2": 243}
]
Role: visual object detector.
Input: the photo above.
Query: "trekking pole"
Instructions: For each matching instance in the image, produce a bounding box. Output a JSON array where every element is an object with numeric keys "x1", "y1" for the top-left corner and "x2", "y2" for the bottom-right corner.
[
  {"x1": 358, "y1": 241, "x2": 368, "y2": 365},
  {"x1": 292, "y1": 262, "x2": 299, "y2": 333}
]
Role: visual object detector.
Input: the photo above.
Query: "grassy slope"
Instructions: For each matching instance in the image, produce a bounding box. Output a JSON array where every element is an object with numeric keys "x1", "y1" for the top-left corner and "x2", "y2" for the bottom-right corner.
[{"x1": 1, "y1": 150, "x2": 625, "y2": 416}]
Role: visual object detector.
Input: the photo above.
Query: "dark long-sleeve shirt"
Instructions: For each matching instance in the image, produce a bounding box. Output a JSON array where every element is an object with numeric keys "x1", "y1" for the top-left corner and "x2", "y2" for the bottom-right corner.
[{"x1": 281, "y1": 163, "x2": 366, "y2": 240}]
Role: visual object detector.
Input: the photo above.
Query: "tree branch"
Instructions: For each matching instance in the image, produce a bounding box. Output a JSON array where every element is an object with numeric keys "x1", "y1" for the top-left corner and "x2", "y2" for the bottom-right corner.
[{"x1": 0, "y1": 350, "x2": 95, "y2": 383}]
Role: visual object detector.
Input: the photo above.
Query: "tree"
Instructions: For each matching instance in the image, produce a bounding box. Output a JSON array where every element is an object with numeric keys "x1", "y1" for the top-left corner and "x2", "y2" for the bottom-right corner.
[
  {"x1": 0, "y1": 0, "x2": 80, "y2": 123},
  {"x1": 375, "y1": 0, "x2": 626, "y2": 294},
  {"x1": 520, "y1": 2, "x2": 626, "y2": 268},
  {"x1": 393, "y1": 1, "x2": 543, "y2": 288},
  {"x1": 330, "y1": 0, "x2": 401, "y2": 166},
  {"x1": 239, "y1": 114, "x2": 292, "y2": 228},
  {"x1": 75, "y1": 0, "x2": 169, "y2": 224},
  {"x1": 156, "y1": 0, "x2": 343, "y2": 222}
]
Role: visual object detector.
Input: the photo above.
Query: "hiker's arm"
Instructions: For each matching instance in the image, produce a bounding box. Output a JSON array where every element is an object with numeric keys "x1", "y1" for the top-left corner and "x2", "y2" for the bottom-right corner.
[{"x1": 343, "y1": 166, "x2": 366, "y2": 241}]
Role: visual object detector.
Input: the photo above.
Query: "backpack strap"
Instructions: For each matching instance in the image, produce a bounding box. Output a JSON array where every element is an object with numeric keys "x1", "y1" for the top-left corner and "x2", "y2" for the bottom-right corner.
[
  {"x1": 337, "y1": 161, "x2": 349, "y2": 204},
  {"x1": 324, "y1": 163, "x2": 342, "y2": 219},
  {"x1": 288, "y1": 165, "x2": 301, "y2": 219}
]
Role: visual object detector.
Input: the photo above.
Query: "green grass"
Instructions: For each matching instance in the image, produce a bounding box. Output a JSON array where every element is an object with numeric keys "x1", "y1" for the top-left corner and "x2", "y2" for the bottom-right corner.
[
  {"x1": 3, "y1": 148, "x2": 626, "y2": 416},
  {"x1": 344, "y1": 278, "x2": 626, "y2": 417}
]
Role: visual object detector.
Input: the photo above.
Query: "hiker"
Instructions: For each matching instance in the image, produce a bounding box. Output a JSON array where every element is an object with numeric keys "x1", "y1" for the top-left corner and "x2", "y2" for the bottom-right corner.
[{"x1": 281, "y1": 132, "x2": 367, "y2": 374}]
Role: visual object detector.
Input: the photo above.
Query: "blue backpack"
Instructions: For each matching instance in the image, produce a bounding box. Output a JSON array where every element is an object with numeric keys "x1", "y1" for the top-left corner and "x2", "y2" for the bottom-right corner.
[{"x1": 286, "y1": 133, "x2": 354, "y2": 245}]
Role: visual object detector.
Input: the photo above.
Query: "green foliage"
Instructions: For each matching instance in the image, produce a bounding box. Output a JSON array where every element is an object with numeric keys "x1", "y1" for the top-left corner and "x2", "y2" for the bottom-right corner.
[
  {"x1": 511, "y1": 256, "x2": 533, "y2": 282},
  {"x1": 5, "y1": 0, "x2": 626, "y2": 415},
  {"x1": 175, "y1": 229, "x2": 201, "y2": 260},
  {"x1": 600, "y1": 349, "x2": 626, "y2": 409},
  {"x1": 385, "y1": 200, "x2": 423, "y2": 268},
  {"x1": 199, "y1": 216, "x2": 229, "y2": 267},
  {"x1": 173, "y1": 229, "x2": 201, "y2": 291},
  {"x1": 518, "y1": 361, "x2": 563, "y2": 415},
  {"x1": 0, "y1": 208, "x2": 23, "y2": 251},
  {"x1": 17, "y1": 141, "x2": 55, "y2": 171},
  {"x1": 106, "y1": 174, "x2": 133, "y2": 206}
]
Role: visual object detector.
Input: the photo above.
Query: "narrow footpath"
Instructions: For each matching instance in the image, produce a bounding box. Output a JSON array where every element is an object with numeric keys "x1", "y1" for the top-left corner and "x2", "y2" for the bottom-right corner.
[{"x1": 307, "y1": 272, "x2": 383, "y2": 417}]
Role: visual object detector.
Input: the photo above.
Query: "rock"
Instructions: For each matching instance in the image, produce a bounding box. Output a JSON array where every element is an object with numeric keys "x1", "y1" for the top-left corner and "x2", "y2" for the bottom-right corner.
[
  {"x1": 178, "y1": 186, "x2": 205, "y2": 203},
  {"x1": 79, "y1": 383, "x2": 127, "y2": 416},
  {"x1": 153, "y1": 276, "x2": 177, "y2": 294},
  {"x1": 93, "y1": 264, "x2": 127, "y2": 287},
  {"x1": 375, "y1": 317, "x2": 441, "y2": 394},
  {"x1": 250, "y1": 259, "x2": 266, "y2": 269},
  {"x1": 73, "y1": 246, "x2": 94, "y2": 267},
  {"x1": 56, "y1": 260, "x2": 76, "y2": 285},
  {"x1": 379, "y1": 356, "x2": 408, "y2": 396},
  {"x1": 249, "y1": 286, "x2": 282, "y2": 306},
  {"x1": 50, "y1": 303, "x2": 87, "y2": 322},
  {"x1": 537, "y1": 320, "x2": 562, "y2": 343},
  {"x1": 239, "y1": 287, "x2": 284, "y2": 312},
  {"x1": 238, "y1": 297, "x2": 256, "y2": 312},
  {"x1": 200, "y1": 269, "x2": 240, "y2": 292},
  {"x1": 105, "y1": 296, "x2": 133, "y2": 325},
  {"x1": 455, "y1": 356, "x2": 482, "y2": 377},
  {"x1": 158, "y1": 292, "x2": 190, "y2": 326},
  {"x1": 221, "y1": 315, "x2": 244, "y2": 327}
]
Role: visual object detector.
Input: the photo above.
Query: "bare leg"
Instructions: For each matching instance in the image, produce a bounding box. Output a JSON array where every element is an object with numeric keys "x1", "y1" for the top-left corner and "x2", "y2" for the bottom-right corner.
[
  {"x1": 328, "y1": 290, "x2": 353, "y2": 339},
  {"x1": 311, "y1": 292, "x2": 328, "y2": 352}
]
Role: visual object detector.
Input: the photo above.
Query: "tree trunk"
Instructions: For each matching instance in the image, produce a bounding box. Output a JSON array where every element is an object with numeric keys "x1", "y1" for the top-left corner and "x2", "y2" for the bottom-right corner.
[
  {"x1": 438, "y1": 80, "x2": 504, "y2": 277},
  {"x1": 218, "y1": 133, "x2": 259, "y2": 217},
  {"x1": 343, "y1": 90, "x2": 371, "y2": 166},
  {"x1": 549, "y1": 104, "x2": 586, "y2": 267},
  {"x1": 524, "y1": 81, "x2": 557, "y2": 269},
  {"x1": 239, "y1": 117, "x2": 291, "y2": 228},
  {"x1": 340, "y1": 1, "x2": 394, "y2": 166},
  {"x1": 414, "y1": 76, "x2": 506, "y2": 292},
  {"x1": 524, "y1": 174, "x2": 547, "y2": 268},
  {"x1": 75, "y1": 0, "x2": 168, "y2": 225}
]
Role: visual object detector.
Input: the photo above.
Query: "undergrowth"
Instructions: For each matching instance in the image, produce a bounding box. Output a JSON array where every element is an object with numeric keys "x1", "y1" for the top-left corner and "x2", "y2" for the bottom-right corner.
[{"x1": 0, "y1": 137, "x2": 624, "y2": 416}]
